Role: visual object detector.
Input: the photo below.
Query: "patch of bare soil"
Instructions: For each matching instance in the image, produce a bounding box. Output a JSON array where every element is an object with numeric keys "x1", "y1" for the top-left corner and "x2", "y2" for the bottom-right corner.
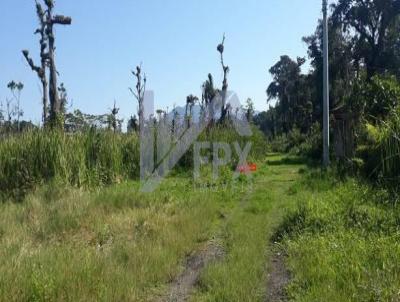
[
  {"x1": 266, "y1": 248, "x2": 290, "y2": 302},
  {"x1": 158, "y1": 240, "x2": 224, "y2": 302}
]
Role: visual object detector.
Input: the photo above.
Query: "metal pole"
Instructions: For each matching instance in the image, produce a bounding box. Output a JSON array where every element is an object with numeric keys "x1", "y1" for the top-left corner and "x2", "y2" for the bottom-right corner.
[{"x1": 322, "y1": 0, "x2": 330, "y2": 167}]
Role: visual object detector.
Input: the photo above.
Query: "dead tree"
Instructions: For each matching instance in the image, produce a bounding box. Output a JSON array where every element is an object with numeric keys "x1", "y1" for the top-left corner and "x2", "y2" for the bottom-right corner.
[
  {"x1": 185, "y1": 95, "x2": 198, "y2": 128},
  {"x1": 217, "y1": 34, "x2": 230, "y2": 123},
  {"x1": 46, "y1": 0, "x2": 71, "y2": 127},
  {"x1": 22, "y1": 2, "x2": 48, "y2": 124},
  {"x1": 130, "y1": 65, "x2": 146, "y2": 133},
  {"x1": 22, "y1": 0, "x2": 71, "y2": 128}
]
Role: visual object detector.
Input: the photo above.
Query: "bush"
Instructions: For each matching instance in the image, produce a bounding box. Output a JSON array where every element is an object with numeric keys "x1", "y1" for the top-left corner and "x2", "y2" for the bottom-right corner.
[
  {"x1": 355, "y1": 106, "x2": 400, "y2": 185},
  {"x1": 269, "y1": 123, "x2": 322, "y2": 160},
  {"x1": 297, "y1": 123, "x2": 322, "y2": 159}
]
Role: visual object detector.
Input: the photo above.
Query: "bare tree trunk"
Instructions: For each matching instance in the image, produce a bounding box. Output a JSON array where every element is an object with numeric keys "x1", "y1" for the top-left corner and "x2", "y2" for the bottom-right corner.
[
  {"x1": 46, "y1": 2, "x2": 71, "y2": 127},
  {"x1": 47, "y1": 7, "x2": 59, "y2": 125},
  {"x1": 22, "y1": 49, "x2": 48, "y2": 125},
  {"x1": 130, "y1": 66, "x2": 146, "y2": 133},
  {"x1": 22, "y1": 1, "x2": 71, "y2": 128},
  {"x1": 42, "y1": 78, "x2": 49, "y2": 124},
  {"x1": 217, "y1": 34, "x2": 229, "y2": 123},
  {"x1": 38, "y1": 2, "x2": 48, "y2": 124}
]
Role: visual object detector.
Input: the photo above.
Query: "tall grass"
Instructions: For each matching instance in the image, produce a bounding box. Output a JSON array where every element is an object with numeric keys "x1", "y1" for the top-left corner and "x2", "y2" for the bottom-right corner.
[
  {"x1": 380, "y1": 107, "x2": 400, "y2": 181},
  {"x1": 0, "y1": 126, "x2": 268, "y2": 200},
  {"x1": 356, "y1": 107, "x2": 400, "y2": 185},
  {"x1": 0, "y1": 130, "x2": 140, "y2": 200}
]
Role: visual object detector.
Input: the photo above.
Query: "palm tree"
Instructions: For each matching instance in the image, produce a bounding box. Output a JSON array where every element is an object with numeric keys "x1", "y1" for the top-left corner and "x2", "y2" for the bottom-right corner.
[{"x1": 185, "y1": 95, "x2": 199, "y2": 128}]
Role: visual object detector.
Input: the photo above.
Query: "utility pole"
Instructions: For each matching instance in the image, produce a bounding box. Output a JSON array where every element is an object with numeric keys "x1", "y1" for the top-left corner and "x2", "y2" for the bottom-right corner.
[{"x1": 322, "y1": 0, "x2": 330, "y2": 167}]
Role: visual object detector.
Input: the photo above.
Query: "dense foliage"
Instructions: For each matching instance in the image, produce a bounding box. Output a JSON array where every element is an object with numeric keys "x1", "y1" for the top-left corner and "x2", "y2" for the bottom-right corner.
[{"x1": 255, "y1": 0, "x2": 400, "y2": 185}]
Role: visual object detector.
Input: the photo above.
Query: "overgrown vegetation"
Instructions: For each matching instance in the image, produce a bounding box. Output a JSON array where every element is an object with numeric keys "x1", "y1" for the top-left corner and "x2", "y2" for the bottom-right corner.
[
  {"x1": 194, "y1": 155, "x2": 303, "y2": 301},
  {"x1": 254, "y1": 0, "x2": 400, "y2": 186},
  {"x1": 1, "y1": 0, "x2": 400, "y2": 301},
  {"x1": 0, "y1": 175, "x2": 245, "y2": 301},
  {"x1": 0, "y1": 126, "x2": 267, "y2": 201},
  {"x1": 275, "y1": 169, "x2": 400, "y2": 301}
]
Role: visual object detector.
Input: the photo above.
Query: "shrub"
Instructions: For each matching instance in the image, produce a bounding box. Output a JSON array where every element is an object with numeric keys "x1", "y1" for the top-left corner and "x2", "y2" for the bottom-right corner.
[
  {"x1": 269, "y1": 123, "x2": 322, "y2": 159},
  {"x1": 356, "y1": 106, "x2": 400, "y2": 185},
  {"x1": 298, "y1": 123, "x2": 322, "y2": 159}
]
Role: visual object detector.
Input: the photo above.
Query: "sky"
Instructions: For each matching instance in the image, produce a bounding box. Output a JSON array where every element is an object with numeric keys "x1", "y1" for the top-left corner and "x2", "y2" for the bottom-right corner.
[{"x1": 0, "y1": 0, "x2": 323, "y2": 125}]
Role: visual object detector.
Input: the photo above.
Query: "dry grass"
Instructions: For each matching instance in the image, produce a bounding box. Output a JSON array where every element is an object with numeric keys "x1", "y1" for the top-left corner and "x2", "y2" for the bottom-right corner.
[{"x1": 0, "y1": 176, "x2": 243, "y2": 301}]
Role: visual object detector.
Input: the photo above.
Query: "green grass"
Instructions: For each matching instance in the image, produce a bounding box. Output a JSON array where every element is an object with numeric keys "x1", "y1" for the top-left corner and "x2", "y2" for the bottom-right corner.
[
  {"x1": 0, "y1": 126, "x2": 268, "y2": 201},
  {"x1": 1, "y1": 152, "x2": 399, "y2": 301},
  {"x1": 0, "y1": 153, "x2": 298, "y2": 302},
  {"x1": 380, "y1": 106, "x2": 400, "y2": 182},
  {"x1": 0, "y1": 175, "x2": 243, "y2": 301},
  {"x1": 0, "y1": 130, "x2": 140, "y2": 200},
  {"x1": 193, "y1": 154, "x2": 304, "y2": 301},
  {"x1": 277, "y1": 170, "x2": 400, "y2": 301}
]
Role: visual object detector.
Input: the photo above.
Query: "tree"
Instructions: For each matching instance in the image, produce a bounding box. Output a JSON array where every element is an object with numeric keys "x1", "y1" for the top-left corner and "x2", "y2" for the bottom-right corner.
[
  {"x1": 171, "y1": 105, "x2": 180, "y2": 135},
  {"x1": 360, "y1": 74, "x2": 400, "y2": 122},
  {"x1": 254, "y1": 106, "x2": 279, "y2": 138},
  {"x1": 130, "y1": 65, "x2": 147, "y2": 133},
  {"x1": 156, "y1": 109, "x2": 166, "y2": 123},
  {"x1": 127, "y1": 115, "x2": 139, "y2": 133},
  {"x1": 46, "y1": 0, "x2": 72, "y2": 127},
  {"x1": 303, "y1": 19, "x2": 355, "y2": 116},
  {"x1": 267, "y1": 55, "x2": 307, "y2": 133},
  {"x1": 245, "y1": 98, "x2": 255, "y2": 122},
  {"x1": 58, "y1": 83, "x2": 68, "y2": 116},
  {"x1": 217, "y1": 34, "x2": 230, "y2": 122},
  {"x1": 332, "y1": 0, "x2": 400, "y2": 79},
  {"x1": 22, "y1": 1, "x2": 48, "y2": 124},
  {"x1": 108, "y1": 100, "x2": 121, "y2": 133},
  {"x1": 7, "y1": 81, "x2": 24, "y2": 131},
  {"x1": 185, "y1": 94, "x2": 198, "y2": 128},
  {"x1": 22, "y1": 0, "x2": 71, "y2": 128},
  {"x1": 64, "y1": 109, "x2": 109, "y2": 132},
  {"x1": 201, "y1": 73, "x2": 217, "y2": 123}
]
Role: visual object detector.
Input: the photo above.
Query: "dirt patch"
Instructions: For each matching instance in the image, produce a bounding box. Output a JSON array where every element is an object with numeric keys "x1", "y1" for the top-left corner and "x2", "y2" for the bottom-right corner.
[
  {"x1": 158, "y1": 240, "x2": 224, "y2": 302},
  {"x1": 266, "y1": 248, "x2": 290, "y2": 302}
]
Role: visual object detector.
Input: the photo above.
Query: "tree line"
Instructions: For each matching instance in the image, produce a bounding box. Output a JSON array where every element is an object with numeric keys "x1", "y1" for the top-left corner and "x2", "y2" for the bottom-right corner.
[{"x1": 255, "y1": 0, "x2": 400, "y2": 163}]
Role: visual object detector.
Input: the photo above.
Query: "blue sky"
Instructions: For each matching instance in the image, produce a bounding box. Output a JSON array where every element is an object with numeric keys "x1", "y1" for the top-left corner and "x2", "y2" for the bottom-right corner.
[{"x1": 0, "y1": 0, "x2": 323, "y2": 125}]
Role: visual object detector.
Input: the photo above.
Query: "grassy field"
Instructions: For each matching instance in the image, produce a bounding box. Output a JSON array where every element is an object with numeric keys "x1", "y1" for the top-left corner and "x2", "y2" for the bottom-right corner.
[
  {"x1": 0, "y1": 174, "x2": 242, "y2": 301},
  {"x1": 0, "y1": 154, "x2": 300, "y2": 301},
  {"x1": 1, "y1": 154, "x2": 399, "y2": 301}
]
